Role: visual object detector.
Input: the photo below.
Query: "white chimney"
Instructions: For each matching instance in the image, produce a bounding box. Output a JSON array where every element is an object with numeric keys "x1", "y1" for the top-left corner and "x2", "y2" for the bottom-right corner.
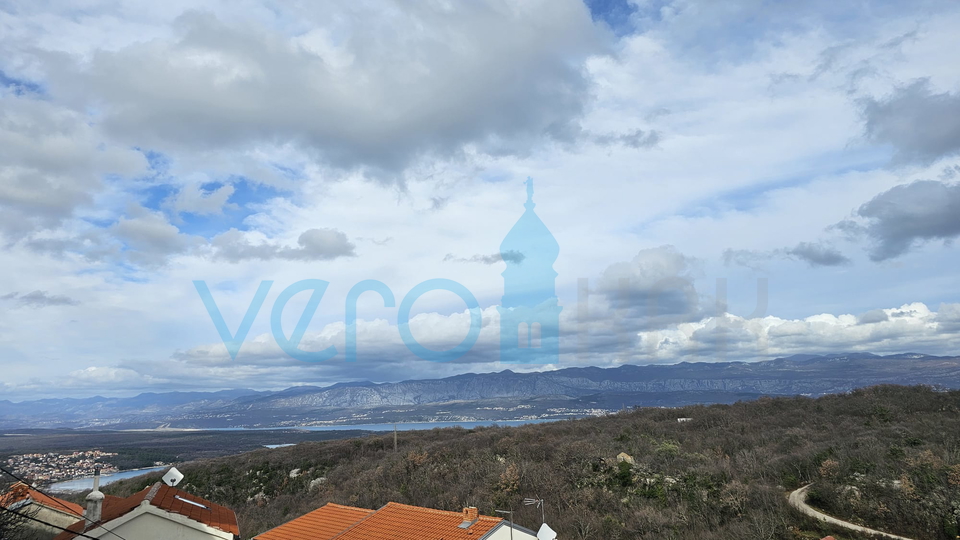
[{"x1": 84, "y1": 466, "x2": 104, "y2": 523}]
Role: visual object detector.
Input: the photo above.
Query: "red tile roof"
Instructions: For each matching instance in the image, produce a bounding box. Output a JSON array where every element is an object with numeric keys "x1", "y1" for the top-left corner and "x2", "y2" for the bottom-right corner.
[
  {"x1": 260, "y1": 502, "x2": 504, "y2": 540},
  {"x1": 53, "y1": 482, "x2": 238, "y2": 540},
  {"x1": 255, "y1": 503, "x2": 373, "y2": 540},
  {"x1": 331, "y1": 502, "x2": 502, "y2": 540},
  {"x1": 149, "y1": 483, "x2": 239, "y2": 535},
  {"x1": 334, "y1": 502, "x2": 502, "y2": 540},
  {"x1": 0, "y1": 482, "x2": 84, "y2": 516}
]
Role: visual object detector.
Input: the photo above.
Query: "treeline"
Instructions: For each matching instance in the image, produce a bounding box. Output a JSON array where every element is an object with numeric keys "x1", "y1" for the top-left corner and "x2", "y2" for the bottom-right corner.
[{"x1": 105, "y1": 385, "x2": 960, "y2": 539}]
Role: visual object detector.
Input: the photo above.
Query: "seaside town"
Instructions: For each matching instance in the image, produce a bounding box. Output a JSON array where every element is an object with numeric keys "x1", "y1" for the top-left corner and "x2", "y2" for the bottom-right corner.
[{"x1": 4, "y1": 450, "x2": 119, "y2": 483}]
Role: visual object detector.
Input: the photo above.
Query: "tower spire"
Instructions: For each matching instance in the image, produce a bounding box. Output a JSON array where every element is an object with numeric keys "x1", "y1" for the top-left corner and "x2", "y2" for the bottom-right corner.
[{"x1": 524, "y1": 177, "x2": 535, "y2": 210}]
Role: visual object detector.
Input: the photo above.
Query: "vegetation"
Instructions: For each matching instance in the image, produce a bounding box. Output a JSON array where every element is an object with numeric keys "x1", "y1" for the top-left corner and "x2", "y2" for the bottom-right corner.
[{"x1": 104, "y1": 385, "x2": 960, "y2": 539}]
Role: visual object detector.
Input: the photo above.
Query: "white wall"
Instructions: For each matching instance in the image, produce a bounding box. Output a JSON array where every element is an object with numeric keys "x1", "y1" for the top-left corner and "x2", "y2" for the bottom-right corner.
[
  {"x1": 483, "y1": 523, "x2": 539, "y2": 540},
  {"x1": 88, "y1": 506, "x2": 234, "y2": 540}
]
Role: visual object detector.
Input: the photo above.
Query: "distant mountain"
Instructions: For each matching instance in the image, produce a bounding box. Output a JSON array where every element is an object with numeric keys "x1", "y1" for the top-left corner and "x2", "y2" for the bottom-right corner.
[{"x1": 2, "y1": 353, "x2": 958, "y2": 429}]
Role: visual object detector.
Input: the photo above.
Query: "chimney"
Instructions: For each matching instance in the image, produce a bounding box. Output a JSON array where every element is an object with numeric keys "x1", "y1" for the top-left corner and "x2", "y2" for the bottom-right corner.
[
  {"x1": 461, "y1": 507, "x2": 479, "y2": 525},
  {"x1": 84, "y1": 466, "x2": 104, "y2": 523}
]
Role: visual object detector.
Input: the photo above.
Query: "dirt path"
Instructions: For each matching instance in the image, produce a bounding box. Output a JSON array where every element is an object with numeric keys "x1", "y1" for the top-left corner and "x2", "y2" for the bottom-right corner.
[{"x1": 787, "y1": 484, "x2": 915, "y2": 540}]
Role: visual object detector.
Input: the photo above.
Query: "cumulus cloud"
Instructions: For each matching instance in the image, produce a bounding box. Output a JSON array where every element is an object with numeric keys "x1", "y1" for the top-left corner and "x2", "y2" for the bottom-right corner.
[
  {"x1": 593, "y1": 246, "x2": 704, "y2": 330},
  {"x1": 161, "y1": 304, "x2": 506, "y2": 386},
  {"x1": 110, "y1": 206, "x2": 198, "y2": 266},
  {"x1": 45, "y1": 298, "x2": 960, "y2": 394},
  {"x1": 857, "y1": 309, "x2": 889, "y2": 324},
  {"x1": 641, "y1": 302, "x2": 958, "y2": 362},
  {"x1": 22, "y1": 213, "x2": 356, "y2": 267},
  {"x1": 862, "y1": 79, "x2": 960, "y2": 165},
  {"x1": 210, "y1": 228, "x2": 356, "y2": 262},
  {"x1": 47, "y1": 2, "x2": 605, "y2": 176},
  {"x1": 0, "y1": 94, "x2": 145, "y2": 238},
  {"x1": 838, "y1": 179, "x2": 960, "y2": 261},
  {"x1": 0, "y1": 290, "x2": 78, "y2": 308}
]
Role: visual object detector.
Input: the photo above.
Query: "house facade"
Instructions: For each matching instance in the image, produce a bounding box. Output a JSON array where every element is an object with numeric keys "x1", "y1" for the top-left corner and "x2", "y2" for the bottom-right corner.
[
  {"x1": 53, "y1": 481, "x2": 239, "y2": 540},
  {"x1": 1, "y1": 481, "x2": 85, "y2": 539}
]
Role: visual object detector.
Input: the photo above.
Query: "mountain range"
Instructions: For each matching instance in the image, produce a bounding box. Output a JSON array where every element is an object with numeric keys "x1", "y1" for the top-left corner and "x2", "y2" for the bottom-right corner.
[{"x1": 2, "y1": 352, "x2": 958, "y2": 429}]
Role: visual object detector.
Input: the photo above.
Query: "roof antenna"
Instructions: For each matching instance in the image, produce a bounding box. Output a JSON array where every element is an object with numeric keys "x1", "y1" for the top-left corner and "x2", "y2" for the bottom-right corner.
[
  {"x1": 162, "y1": 467, "x2": 184, "y2": 487},
  {"x1": 523, "y1": 497, "x2": 545, "y2": 524}
]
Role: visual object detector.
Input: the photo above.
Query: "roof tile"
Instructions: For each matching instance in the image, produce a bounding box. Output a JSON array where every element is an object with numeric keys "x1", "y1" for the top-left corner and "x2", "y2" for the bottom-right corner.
[
  {"x1": 255, "y1": 503, "x2": 373, "y2": 540},
  {"x1": 0, "y1": 482, "x2": 84, "y2": 516},
  {"x1": 53, "y1": 482, "x2": 239, "y2": 540}
]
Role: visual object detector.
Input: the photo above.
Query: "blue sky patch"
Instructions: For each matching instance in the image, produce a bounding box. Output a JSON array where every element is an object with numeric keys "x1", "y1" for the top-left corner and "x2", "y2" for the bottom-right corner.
[
  {"x1": 140, "y1": 183, "x2": 178, "y2": 212},
  {"x1": 177, "y1": 178, "x2": 290, "y2": 239},
  {"x1": 584, "y1": 0, "x2": 637, "y2": 36},
  {"x1": 0, "y1": 70, "x2": 44, "y2": 96}
]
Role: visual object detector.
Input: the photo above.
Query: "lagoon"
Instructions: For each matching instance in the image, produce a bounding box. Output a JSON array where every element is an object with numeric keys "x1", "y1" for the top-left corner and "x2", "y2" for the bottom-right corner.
[
  {"x1": 218, "y1": 419, "x2": 557, "y2": 433},
  {"x1": 48, "y1": 466, "x2": 167, "y2": 492}
]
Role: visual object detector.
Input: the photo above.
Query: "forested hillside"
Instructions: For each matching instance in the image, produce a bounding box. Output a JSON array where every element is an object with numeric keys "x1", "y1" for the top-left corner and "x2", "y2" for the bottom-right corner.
[{"x1": 105, "y1": 385, "x2": 960, "y2": 539}]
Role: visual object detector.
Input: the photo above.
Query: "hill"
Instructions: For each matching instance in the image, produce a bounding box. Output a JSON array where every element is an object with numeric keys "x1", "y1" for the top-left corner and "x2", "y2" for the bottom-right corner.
[
  {"x1": 103, "y1": 385, "x2": 960, "y2": 540},
  {"x1": 4, "y1": 352, "x2": 960, "y2": 429}
]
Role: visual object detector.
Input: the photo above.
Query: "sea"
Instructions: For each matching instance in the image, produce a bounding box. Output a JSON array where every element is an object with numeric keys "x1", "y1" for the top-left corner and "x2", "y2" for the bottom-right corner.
[{"x1": 48, "y1": 466, "x2": 168, "y2": 492}]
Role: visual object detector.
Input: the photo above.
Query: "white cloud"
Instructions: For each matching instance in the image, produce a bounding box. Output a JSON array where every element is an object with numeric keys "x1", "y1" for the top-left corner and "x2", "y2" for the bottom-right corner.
[
  {"x1": 209, "y1": 228, "x2": 356, "y2": 262},
  {"x1": 169, "y1": 182, "x2": 236, "y2": 216},
  {"x1": 0, "y1": 94, "x2": 146, "y2": 237},
  {"x1": 641, "y1": 302, "x2": 955, "y2": 363}
]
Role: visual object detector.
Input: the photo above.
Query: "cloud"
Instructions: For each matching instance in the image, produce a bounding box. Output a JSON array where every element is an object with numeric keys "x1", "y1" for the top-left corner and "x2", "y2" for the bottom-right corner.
[
  {"x1": 0, "y1": 94, "x2": 145, "y2": 238},
  {"x1": 593, "y1": 128, "x2": 660, "y2": 149},
  {"x1": 861, "y1": 79, "x2": 960, "y2": 165},
  {"x1": 841, "y1": 179, "x2": 960, "y2": 261},
  {"x1": 858, "y1": 309, "x2": 889, "y2": 324},
  {"x1": 37, "y1": 298, "x2": 960, "y2": 395},
  {"x1": 168, "y1": 182, "x2": 236, "y2": 216},
  {"x1": 641, "y1": 302, "x2": 960, "y2": 362},
  {"x1": 721, "y1": 249, "x2": 769, "y2": 271},
  {"x1": 594, "y1": 246, "x2": 703, "y2": 328},
  {"x1": 784, "y1": 242, "x2": 851, "y2": 267},
  {"x1": 109, "y1": 206, "x2": 197, "y2": 266},
  {"x1": 937, "y1": 302, "x2": 960, "y2": 332},
  {"x1": 210, "y1": 228, "x2": 356, "y2": 262},
  {"x1": 48, "y1": 3, "x2": 605, "y2": 177},
  {"x1": 1, "y1": 290, "x2": 79, "y2": 308},
  {"x1": 444, "y1": 250, "x2": 525, "y2": 265},
  {"x1": 723, "y1": 242, "x2": 850, "y2": 269},
  {"x1": 429, "y1": 197, "x2": 450, "y2": 212}
]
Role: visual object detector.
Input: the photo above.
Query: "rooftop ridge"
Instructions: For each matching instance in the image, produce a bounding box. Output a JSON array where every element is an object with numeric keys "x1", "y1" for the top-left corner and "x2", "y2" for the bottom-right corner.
[
  {"x1": 145, "y1": 482, "x2": 163, "y2": 502},
  {"x1": 380, "y1": 501, "x2": 502, "y2": 521}
]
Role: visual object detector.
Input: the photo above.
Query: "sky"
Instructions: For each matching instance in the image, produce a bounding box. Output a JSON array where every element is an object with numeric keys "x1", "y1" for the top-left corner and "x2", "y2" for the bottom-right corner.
[{"x1": 2, "y1": 0, "x2": 960, "y2": 400}]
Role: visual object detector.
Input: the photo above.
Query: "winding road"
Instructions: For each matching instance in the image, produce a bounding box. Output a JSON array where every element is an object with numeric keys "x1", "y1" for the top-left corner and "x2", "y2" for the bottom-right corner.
[{"x1": 787, "y1": 484, "x2": 915, "y2": 540}]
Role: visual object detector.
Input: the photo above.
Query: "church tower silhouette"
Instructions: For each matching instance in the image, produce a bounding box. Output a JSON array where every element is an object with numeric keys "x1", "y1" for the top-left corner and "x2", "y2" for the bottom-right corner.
[{"x1": 498, "y1": 178, "x2": 561, "y2": 363}]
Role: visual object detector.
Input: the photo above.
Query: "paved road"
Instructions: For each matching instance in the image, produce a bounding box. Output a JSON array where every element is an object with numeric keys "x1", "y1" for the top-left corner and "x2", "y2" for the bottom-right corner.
[{"x1": 787, "y1": 484, "x2": 915, "y2": 540}]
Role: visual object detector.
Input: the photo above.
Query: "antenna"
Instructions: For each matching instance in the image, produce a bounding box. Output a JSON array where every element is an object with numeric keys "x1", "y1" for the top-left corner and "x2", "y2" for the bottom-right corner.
[
  {"x1": 162, "y1": 467, "x2": 184, "y2": 487},
  {"x1": 494, "y1": 510, "x2": 514, "y2": 540},
  {"x1": 523, "y1": 497, "x2": 545, "y2": 524}
]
